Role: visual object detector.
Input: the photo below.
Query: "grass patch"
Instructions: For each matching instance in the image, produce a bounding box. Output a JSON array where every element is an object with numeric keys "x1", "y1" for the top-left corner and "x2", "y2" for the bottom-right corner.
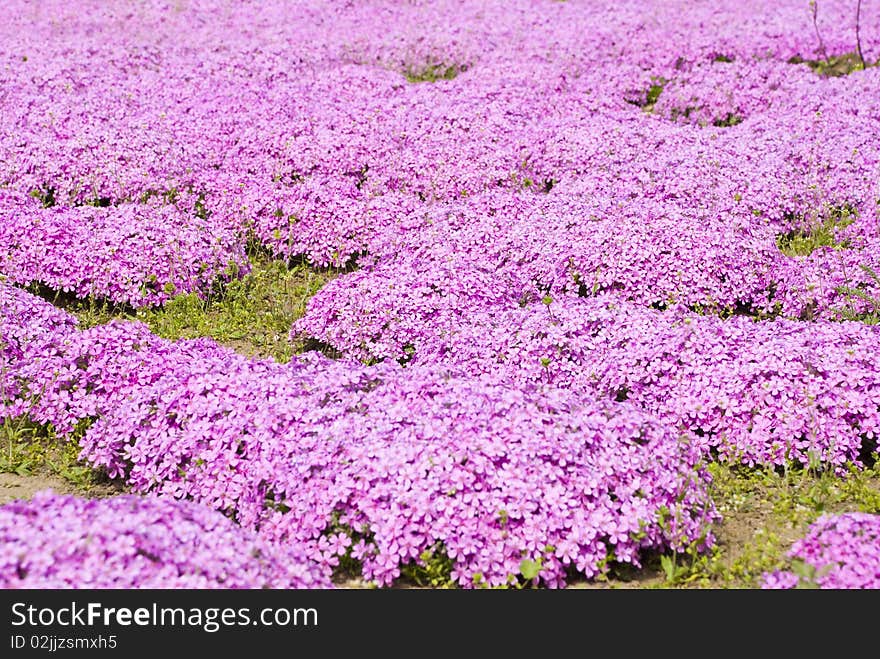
[
  {"x1": 788, "y1": 52, "x2": 870, "y2": 77},
  {"x1": 712, "y1": 113, "x2": 743, "y2": 127},
  {"x1": 400, "y1": 544, "x2": 457, "y2": 589},
  {"x1": 29, "y1": 186, "x2": 56, "y2": 208},
  {"x1": 626, "y1": 77, "x2": 667, "y2": 112},
  {"x1": 404, "y1": 63, "x2": 463, "y2": 83},
  {"x1": 776, "y1": 205, "x2": 856, "y2": 257},
  {"x1": 0, "y1": 415, "x2": 118, "y2": 495},
  {"x1": 834, "y1": 264, "x2": 880, "y2": 324},
  {"x1": 72, "y1": 254, "x2": 339, "y2": 363},
  {"x1": 644, "y1": 81, "x2": 664, "y2": 108},
  {"x1": 643, "y1": 459, "x2": 880, "y2": 588}
]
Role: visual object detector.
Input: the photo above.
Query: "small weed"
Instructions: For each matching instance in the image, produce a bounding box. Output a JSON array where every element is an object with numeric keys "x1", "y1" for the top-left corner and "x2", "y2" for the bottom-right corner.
[
  {"x1": 788, "y1": 52, "x2": 871, "y2": 77},
  {"x1": 401, "y1": 543, "x2": 456, "y2": 588},
  {"x1": 645, "y1": 81, "x2": 665, "y2": 108},
  {"x1": 723, "y1": 528, "x2": 790, "y2": 587},
  {"x1": 712, "y1": 113, "x2": 743, "y2": 127},
  {"x1": 787, "y1": 558, "x2": 835, "y2": 588},
  {"x1": 0, "y1": 415, "x2": 115, "y2": 494},
  {"x1": 835, "y1": 264, "x2": 880, "y2": 324},
  {"x1": 776, "y1": 204, "x2": 856, "y2": 257},
  {"x1": 625, "y1": 77, "x2": 667, "y2": 111},
  {"x1": 28, "y1": 186, "x2": 56, "y2": 208},
  {"x1": 404, "y1": 63, "x2": 463, "y2": 83}
]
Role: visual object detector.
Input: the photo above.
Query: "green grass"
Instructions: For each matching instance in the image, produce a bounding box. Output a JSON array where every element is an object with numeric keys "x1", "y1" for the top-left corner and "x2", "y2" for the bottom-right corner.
[
  {"x1": 404, "y1": 63, "x2": 463, "y2": 83},
  {"x1": 789, "y1": 52, "x2": 870, "y2": 77},
  {"x1": 72, "y1": 253, "x2": 339, "y2": 363},
  {"x1": 626, "y1": 78, "x2": 667, "y2": 112},
  {"x1": 712, "y1": 113, "x2": 743, "y2": 128},
  {"x1": 776, "y1": 205, "x2": 856, "y2": 257},
  {"x1": 637, "y1": 458, "x2": 880, "y2": 588},
  {"x1": 834, "y1": 264, "x2": 880, "y2": 324},
  {"x1": 1, "y1": 415, "x2": 116, "y2": 494}
]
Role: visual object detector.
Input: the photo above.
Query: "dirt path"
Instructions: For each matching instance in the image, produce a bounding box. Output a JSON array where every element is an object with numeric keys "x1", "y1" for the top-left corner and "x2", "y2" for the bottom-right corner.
[
  {"x1": 0, "y1": 473, "x2": 119, "y2": 505},
  {"x1": 0, "y1": 472, "x2": 75, "y2": 504}
]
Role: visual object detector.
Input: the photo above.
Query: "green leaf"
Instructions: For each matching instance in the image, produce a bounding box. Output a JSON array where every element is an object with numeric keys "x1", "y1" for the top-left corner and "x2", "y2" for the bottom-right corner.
[{"x1": 519, "y1": 558, "x2": 541, "y2": 581}]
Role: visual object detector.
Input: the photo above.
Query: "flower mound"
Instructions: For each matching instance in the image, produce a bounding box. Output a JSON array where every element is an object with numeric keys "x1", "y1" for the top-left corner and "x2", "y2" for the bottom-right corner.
[
  {"x1": 0, "y1": 278, "x2": 78, "y2": 410},
  {"x1": 0, "y1": 491, "x2": 331, "y2": 589},
  {"x1": 0, "y1": 191, "x2": 249, "y2": 308},
  {"x1": 762, "y1": 513, "x2": 880, "y2": 589},
  {"x1": 2, "y1": 0, "x2": 880, "y2": 589},
  {"x1": 1, "y1": 285, "x2": 718, "y2": 588},
  {"x1": 299, "y1": 291, "x2": 880, "y2": 471}
]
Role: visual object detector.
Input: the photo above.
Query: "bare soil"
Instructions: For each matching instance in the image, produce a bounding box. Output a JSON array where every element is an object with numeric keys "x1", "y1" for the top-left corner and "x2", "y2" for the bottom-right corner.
[{"x1": 0, "y1": 473, "x2": 120, "y2": 505}]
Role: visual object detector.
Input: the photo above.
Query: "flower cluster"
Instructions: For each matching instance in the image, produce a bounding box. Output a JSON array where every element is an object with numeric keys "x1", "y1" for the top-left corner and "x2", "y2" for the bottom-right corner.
[
  {"x1": 0, "y1": 190, "x2": 249, "y2": 308},
  {"x1": 302, "y1": 291, "x2": 880, "y2": 469},
  {"x1": 1, "y1": 1, "x2": 877, "y2": 310},
  {"x1": 1, "y1": 284, "x2": 716, "y2": 587},
  {"x1": 0, "y1": 491, "x2": 330, "y2": 588},
  {"x1": 2, "y1": 0, "x2": 880, "y2": 589},
  {"x1": 762, "y1": 513, "x2": 880, "y2": 589},
  {"x1": 0, "y1": 278, "x2": 78, "y2": 409}
]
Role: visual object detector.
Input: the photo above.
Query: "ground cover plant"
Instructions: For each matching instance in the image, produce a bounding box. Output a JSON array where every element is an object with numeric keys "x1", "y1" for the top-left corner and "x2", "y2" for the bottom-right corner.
[
  {"x1": 0, "y1": 492, "x2": 330, "y2": 588},
  {"x1": 1, "y1": 0, "x2": 880, "y2": 589}
]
